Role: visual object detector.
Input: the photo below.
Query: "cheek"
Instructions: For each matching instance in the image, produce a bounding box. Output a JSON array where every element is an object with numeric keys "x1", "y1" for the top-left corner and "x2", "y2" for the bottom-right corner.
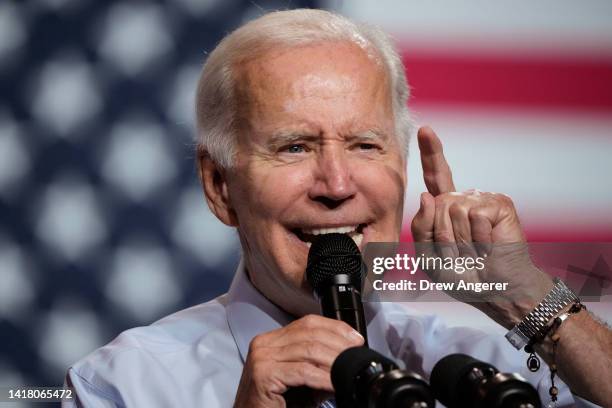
[
  {"x1": 237, "y1": 165, "x2": 313, "y2": 218},
  {"x1": 359, "y1": 162, "x2": 406, "y2": 208},
  {"x1": 275, "y1": 166, "x2": 313, "y2": 192}
]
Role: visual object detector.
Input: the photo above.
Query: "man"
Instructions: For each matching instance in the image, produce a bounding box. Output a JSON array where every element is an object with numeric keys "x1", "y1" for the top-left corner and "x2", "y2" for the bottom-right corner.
[{"x1": 65, "y1": 9, "x2": 612, "y2": 407}]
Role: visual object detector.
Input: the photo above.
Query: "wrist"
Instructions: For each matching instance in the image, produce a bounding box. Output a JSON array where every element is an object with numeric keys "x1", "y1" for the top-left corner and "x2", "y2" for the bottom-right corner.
[{"x1": 486, "y1": 267, "x2": 554, "y2": 330}]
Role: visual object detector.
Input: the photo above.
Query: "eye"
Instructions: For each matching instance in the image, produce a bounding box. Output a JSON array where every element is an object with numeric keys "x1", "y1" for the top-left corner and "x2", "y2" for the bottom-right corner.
[
  {"x1": 359, "y1": 143, "x2": 376, "y2": 150},
  {"x1": 284, "y1": 144, "x2": 306, "y2": 153}
]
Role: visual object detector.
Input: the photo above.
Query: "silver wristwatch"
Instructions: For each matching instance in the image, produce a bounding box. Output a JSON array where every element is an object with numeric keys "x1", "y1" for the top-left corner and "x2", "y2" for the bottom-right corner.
[{"x1": 505, "y1": 278, "x2": 579, "y2": 350}]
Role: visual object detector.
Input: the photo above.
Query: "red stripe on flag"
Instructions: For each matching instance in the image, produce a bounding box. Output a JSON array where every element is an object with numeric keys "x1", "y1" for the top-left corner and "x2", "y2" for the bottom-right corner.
[{"x1": 401, "y1": 50, "x2": 612, "y2": 111}]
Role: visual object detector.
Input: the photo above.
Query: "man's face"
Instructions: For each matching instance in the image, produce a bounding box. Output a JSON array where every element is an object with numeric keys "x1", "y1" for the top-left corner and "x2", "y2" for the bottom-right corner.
[{"x1": 224, "y1": 41, "x2": 406, "y2": 316}]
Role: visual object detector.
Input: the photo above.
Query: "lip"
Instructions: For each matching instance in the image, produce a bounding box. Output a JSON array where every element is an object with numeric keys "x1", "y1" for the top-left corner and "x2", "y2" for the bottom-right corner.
[{"x1": 287, "y1": 223, "x2": 370, "y2": 252}]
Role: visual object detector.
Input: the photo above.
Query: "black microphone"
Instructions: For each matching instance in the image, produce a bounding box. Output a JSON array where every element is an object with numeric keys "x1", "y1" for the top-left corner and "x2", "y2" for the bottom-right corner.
[
  {"x1": 332, "y1": 346, "x2": 436, "y2": 408},
  {"x1": 306, "y1": 233, "x2": 368, "y2": 345},
  {"x1": 430, "y1": 354, "x2": 541, "y2": 408}
]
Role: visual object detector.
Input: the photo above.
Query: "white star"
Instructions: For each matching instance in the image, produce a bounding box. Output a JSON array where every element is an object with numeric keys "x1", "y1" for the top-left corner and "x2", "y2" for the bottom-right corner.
[
  {"x1": 97, "y1": 3, "x2": 173, "y2": 76},
  {"x1": 101, "y1": 115, "x2": 178, "y2": 201},
  {"x1": 35, "y1": 176, "x2": 107, "y2": 261},
  {"x1": 38, "y1": 299, "x2": 105, "y2": 373},
  {"x1": 105, "y1": 241, "x2": 182, "y2": 322},
  {"x1": 30, "y1": 53, "x2": 102, "y2": 136}
]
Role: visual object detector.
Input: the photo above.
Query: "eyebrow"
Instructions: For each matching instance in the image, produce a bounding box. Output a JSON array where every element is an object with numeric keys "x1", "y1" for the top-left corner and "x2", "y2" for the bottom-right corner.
[
  {"x1": 266, "y1": 128, "x2": 390, "y2": 149},
  {"x1": 350, "y1": 128, "x2": 390, "y2": 143},
  {"x1": 267, "y1": 130, "x2": 319, "y2": 150}
]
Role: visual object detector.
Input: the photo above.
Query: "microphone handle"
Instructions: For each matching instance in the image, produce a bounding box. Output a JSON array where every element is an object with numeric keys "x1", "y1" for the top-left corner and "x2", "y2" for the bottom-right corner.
[{"x1": 320, "y1": 283, "x2": 368, "y2": 346}]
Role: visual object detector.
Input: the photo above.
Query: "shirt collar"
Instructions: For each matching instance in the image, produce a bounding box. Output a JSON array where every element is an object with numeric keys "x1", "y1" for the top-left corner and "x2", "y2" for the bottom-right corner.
[{"x1": 225, "y1": 260, "x2": 392, "y2": 362}]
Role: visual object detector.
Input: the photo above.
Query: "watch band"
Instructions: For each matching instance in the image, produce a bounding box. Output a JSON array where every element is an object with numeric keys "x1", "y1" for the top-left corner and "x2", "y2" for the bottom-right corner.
[{"x1": 505, "y1": 278, "x2": 579, "y2": 350}]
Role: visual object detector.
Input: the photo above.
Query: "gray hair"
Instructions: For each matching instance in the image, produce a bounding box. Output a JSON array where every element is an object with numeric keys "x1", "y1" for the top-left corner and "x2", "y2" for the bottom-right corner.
[{"x1": 195, "y1": 8, "x2": 413, "y2": 168}]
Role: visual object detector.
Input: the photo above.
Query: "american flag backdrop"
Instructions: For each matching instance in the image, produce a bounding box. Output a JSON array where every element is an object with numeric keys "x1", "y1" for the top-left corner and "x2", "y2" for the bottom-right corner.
[{"x1": 0, "y1": 0, "x2": 611, "y2": 393}]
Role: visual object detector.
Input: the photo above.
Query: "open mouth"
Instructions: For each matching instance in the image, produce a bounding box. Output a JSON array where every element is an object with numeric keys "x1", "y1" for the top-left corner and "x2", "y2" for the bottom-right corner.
[{"x1": 292, "y1": 224, "x2": 366, "y2": 248}]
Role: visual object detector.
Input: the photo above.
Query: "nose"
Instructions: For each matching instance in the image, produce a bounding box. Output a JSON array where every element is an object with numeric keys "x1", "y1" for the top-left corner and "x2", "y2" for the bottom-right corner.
[{"x1": 308, "y1": 147, "x2": 357, "y2": 209}]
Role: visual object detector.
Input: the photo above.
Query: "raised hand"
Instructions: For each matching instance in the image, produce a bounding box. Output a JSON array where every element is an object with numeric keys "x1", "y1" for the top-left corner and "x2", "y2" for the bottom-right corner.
[{"x1": 410, "y1": 126, "x2": 553, "y2": 327}]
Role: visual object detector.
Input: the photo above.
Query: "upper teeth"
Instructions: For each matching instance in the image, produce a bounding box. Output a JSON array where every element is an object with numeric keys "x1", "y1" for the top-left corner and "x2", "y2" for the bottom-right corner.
[{"x1": 301, "y1": 225, "x2": 358, "y2": 235}]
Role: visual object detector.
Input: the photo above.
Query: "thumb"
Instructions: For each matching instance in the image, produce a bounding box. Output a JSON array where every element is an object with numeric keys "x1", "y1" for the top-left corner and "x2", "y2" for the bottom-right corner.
[{"x1": 411, "y1": 192, "x2": 435, "y2": 242}]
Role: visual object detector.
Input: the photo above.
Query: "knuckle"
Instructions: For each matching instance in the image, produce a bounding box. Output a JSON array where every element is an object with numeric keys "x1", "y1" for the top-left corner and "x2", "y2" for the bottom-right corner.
[
  {"x1": 448, "y1": 202, "x2": 467, "y2": 217},
  {"x1": 495, "y1": 193, "x2": 514, "y2": 206},
  {"x1": 249, "y1": 334, "x2": 267, "y2": 352},
  {"x1": 248, "y1": 347, "x2": 265, "y2": 364},
  {"x1": 469, "y1": 208, "x2": 492, "y2": 226},
  {"x1": 300, "y1": 314, "x2": 319, "y2": 328},
  {"x1": 469, "y1": 206, "x2": 487, "y2": 219},
  {"x1": 492, "y1": 193, "x2": 517, "y2": 217}
]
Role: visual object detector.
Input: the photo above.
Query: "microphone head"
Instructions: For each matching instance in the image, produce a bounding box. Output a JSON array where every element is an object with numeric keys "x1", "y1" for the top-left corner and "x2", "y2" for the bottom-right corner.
[
  {"x1": 306, "y1": 233, "x2": 363, "y2": 295},
  {"x1": 331, "y1": 346, "x2": 398, "y2": 404},
  {"x1": 430, "y1": 353, "x2": 493, "y2": 407}
]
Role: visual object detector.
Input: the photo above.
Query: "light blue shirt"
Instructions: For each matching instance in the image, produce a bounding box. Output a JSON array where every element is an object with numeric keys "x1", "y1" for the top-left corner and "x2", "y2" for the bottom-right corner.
[{"x1": 64, "y1": 261, "x2": 598, "y2": 407}]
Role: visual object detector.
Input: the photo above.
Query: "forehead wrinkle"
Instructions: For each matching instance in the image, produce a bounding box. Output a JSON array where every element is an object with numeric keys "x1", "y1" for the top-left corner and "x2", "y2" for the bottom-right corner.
[
  {"x1": 243, "y1": 42, "x2": 388, "y2": 104},
  {"x1": 290, "y1": 72, "x2": 358, "y2": 99},
  {"x1": 234, "y1": 42, "x2": 394, "y2": 145}
]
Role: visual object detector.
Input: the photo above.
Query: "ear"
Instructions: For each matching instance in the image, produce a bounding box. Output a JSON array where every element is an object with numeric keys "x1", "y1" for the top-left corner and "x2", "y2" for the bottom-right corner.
[{"x1": 198, "y1": 151, "x2": 238, "y2": 227}]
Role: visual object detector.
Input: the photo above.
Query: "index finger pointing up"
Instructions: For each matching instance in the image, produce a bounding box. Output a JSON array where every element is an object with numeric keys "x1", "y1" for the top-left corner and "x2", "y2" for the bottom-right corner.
[{"x1": 417, "y1": 126, "x2": 456, "y2": 196}]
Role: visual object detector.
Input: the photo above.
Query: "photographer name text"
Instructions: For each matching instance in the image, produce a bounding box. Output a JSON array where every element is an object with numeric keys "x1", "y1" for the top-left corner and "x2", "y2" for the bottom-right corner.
[{"x1": 372, "y1": 279, "x2": 508, "y2": 292}]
